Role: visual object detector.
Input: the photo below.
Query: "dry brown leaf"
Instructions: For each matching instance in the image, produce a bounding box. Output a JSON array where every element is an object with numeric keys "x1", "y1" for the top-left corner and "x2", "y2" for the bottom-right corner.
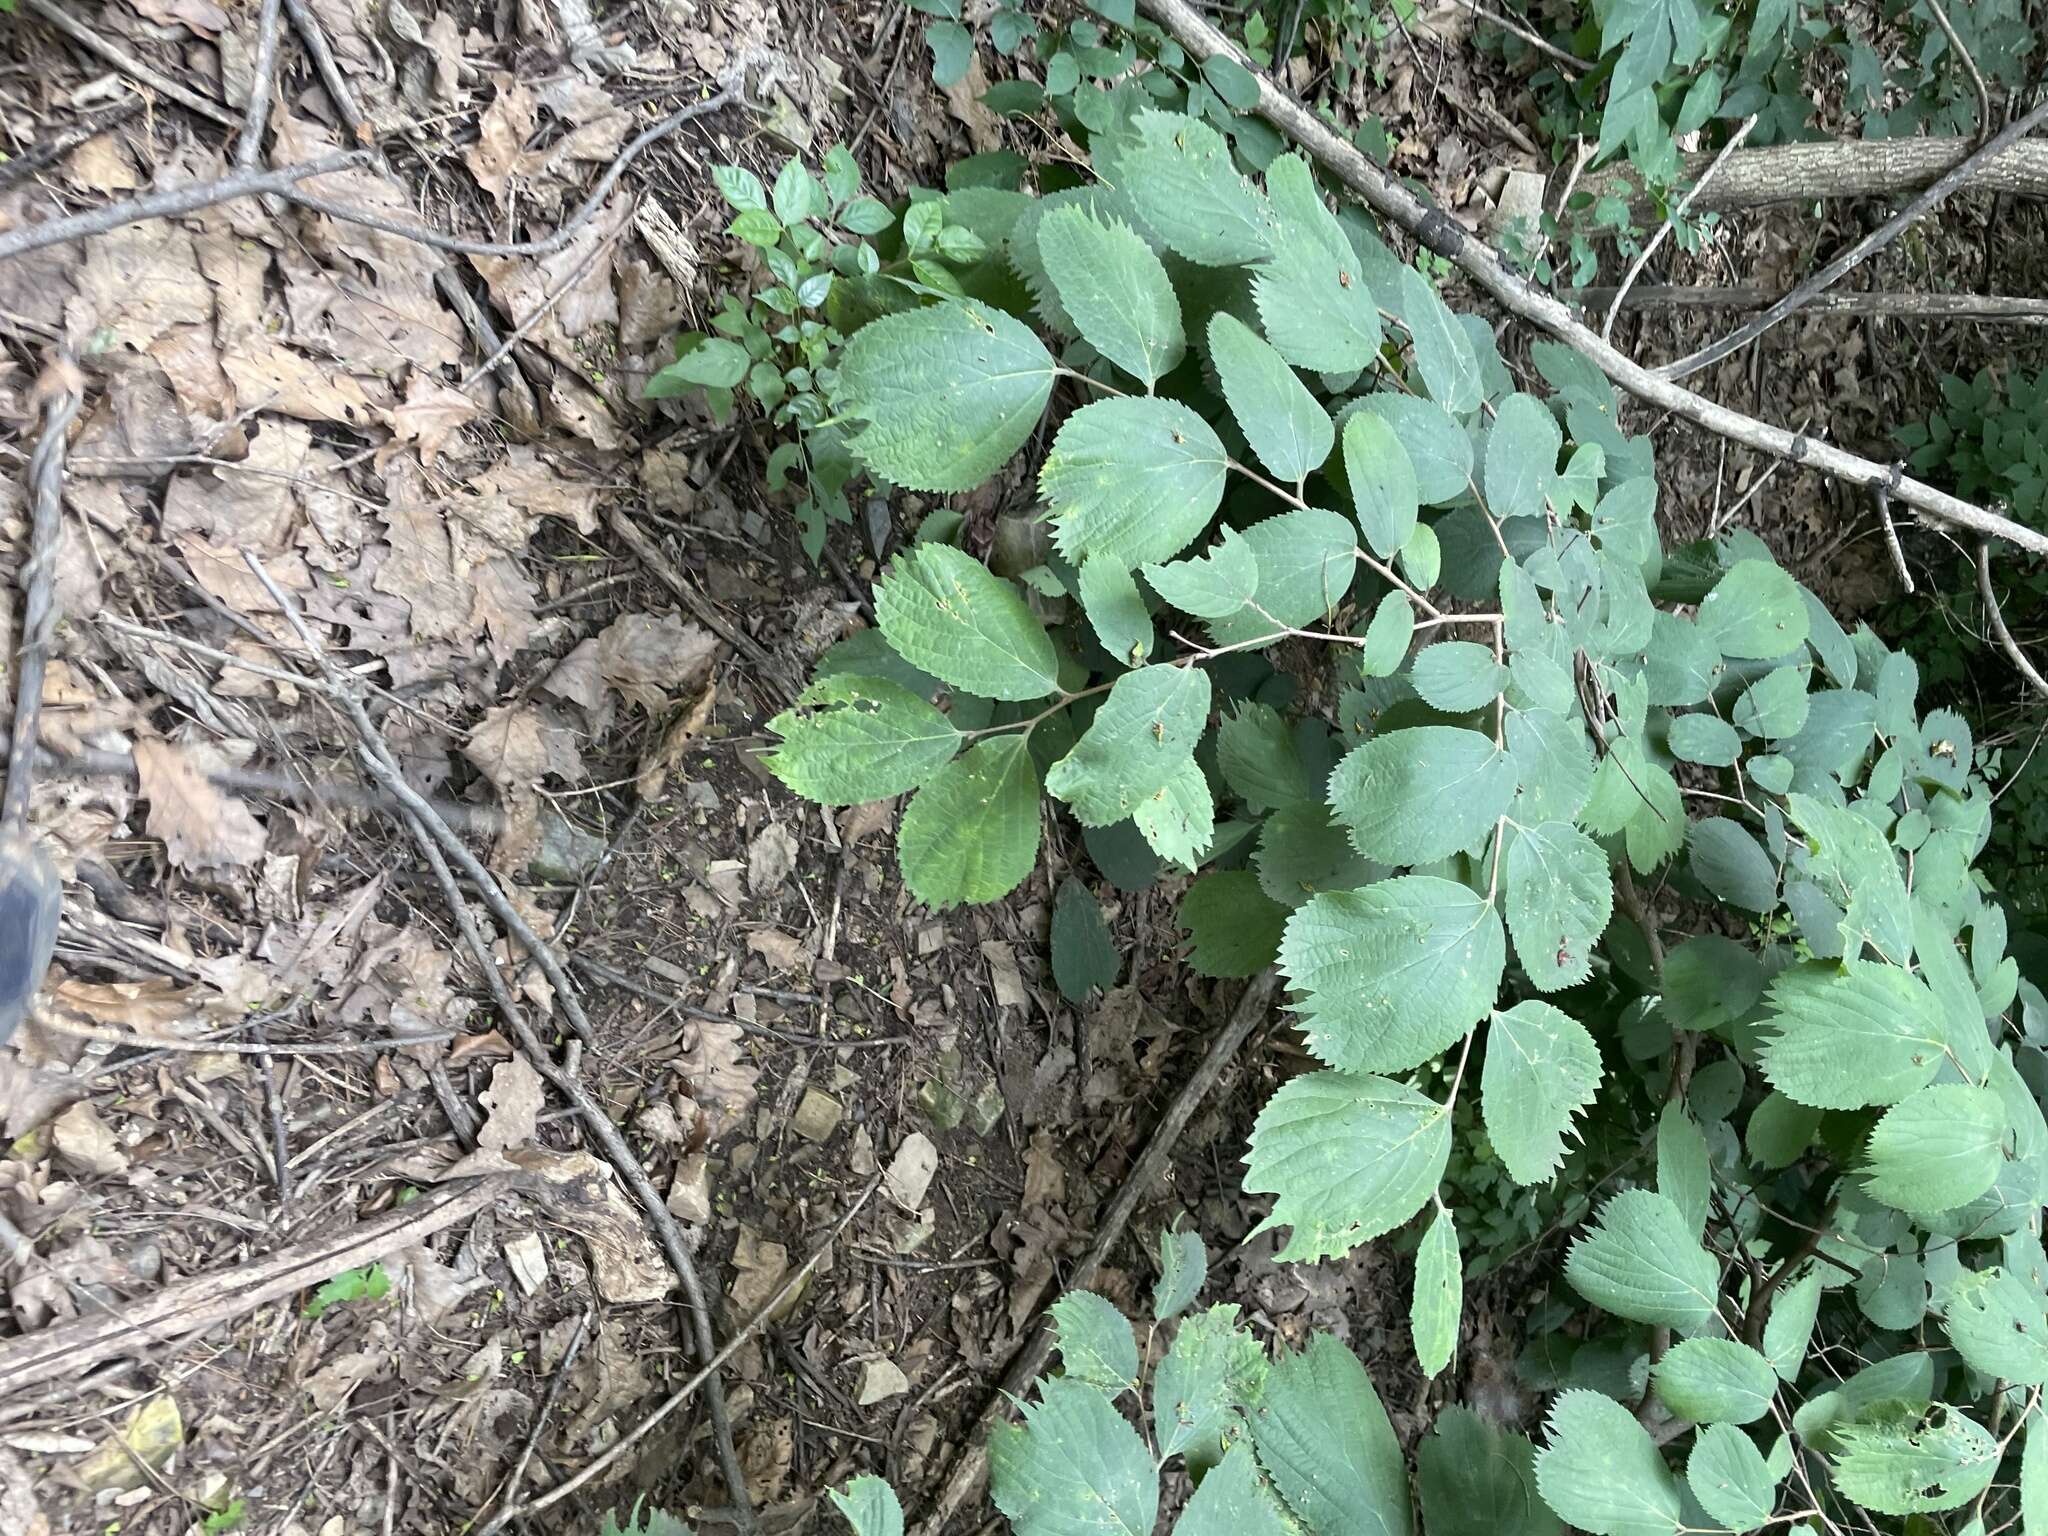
[
  {"x1": 389, "y1": 374, "x2": 480, "y2": 464},
  {"x1": 840, "y1": 797, "x2": 897, "y2": 846},
  {"x1": 219, "y1": 333, "x2": 384, "y2": 426},
  {"x1": 594, "y1": 612, "x2": 717, "y2": 716},
  {"x1": 465, "y1": 73, "x2": 535, "y2": 205},
  {"x1": 677, "y1": 1013, "x2": 759, "y2": 1141},
  {"x1": 0, "y1": 1054, "x2": 86, "y2": 1139},
  {"x1": 466, "y1": 449, "x2": 600, "y2": 535},
  {"x1": 617, "y1": 259, "x2": 686, "y2": 348},
  {"x1": 516, "y1": 1148, "x2": 672, "y2": 1303},
  {"x1": 147, "y1": 325, "x2": 237, "y2": 421},
  {"x1": 542, "y1": 638, "x2": 607, "y2": 716},
  {"x1": 372, "y1": 457, "x2": 469, "y2": 643},
  {"x1": 48, "y1": 976, "x2": 237, "y2": 1037},
  {"x1": 50, "y1": 1101, "x2": 127, "y2": 1175},
  {"x1": 469, "y1": 555, "x2": 538, "y2": 666},
  {"x1": 464, "y1": 703, "x2": 587, "y2": 791},
  {"x1": 635, "y1": 678, "x2": 716, "y2": 801},
  {"x1": 160, "y1": 416, "x2": 312, "y2": 550},
  {"x1": 63, "y1": 134, "x2": 139, "y2": 192},
  {"x1": 133, "y1": 738, "x2": 269, "y2": 871},
  {"x1": 66, "y1": 222, "x2": 211, "y2": 351},
  {"x1": 476, "y1": 1055, "x2": 544, "y2": 1150},
  {"x1": 544, "y1": 372, "x2": 625, "y2": 450},
  {"x1": 470, "y1": 195, "x2": 629, "y2": 354}
]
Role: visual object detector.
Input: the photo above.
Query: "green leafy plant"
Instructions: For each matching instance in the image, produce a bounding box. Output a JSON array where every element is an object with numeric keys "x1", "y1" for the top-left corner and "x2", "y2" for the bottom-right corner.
[
  {"x1": 648, "y1": 147, "x2": 996, "y2": 559},
  {"x1": 761, "y1": 103, "x2": 2048, "y2": 1532},
  {"x1": 301, "y1": 1262, "x2": 390, "y2": 1319}
]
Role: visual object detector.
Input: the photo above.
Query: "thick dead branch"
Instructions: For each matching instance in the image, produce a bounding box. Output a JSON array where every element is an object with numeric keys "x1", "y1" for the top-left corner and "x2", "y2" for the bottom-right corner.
[
  {"x1": 1977, "y1": 543, "x2": 2048, "y2": 700},
  {"x1": 1565, "y1": 133, "x2": 2048, "y2": 221},
  {"x1": 915, "y1": 968, "x2": 1279, "y2": 1534},
  {"x1": 1659, "y1": 98, "x2": 2048, "y2": 380},
  {"x1": 0, "y1": 1177, "x2": 508, "y2": 1395},
  {"x1": 1134, "y1": 0, "x2": 2048, "y2": 560},
  {"x1": 1569, "y1": 286, "x2": 2048, "y2": 323}
]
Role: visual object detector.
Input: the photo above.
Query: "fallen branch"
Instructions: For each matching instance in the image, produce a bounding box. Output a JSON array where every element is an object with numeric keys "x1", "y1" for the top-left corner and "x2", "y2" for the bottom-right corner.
[
  {"x1": 1602, "y1": 114, "x2": 1757, "y2": 342},
  {"x1": 1133, "y1": 0, "x2": 2048, "y2": 559},
  {"x1": 0, "y1": 1176, "x2": 507, "y2": 1394},
  {"x1": 1977, "y1": 543, "x2": 2048, "y2": 700},
  {"x1": 1659, "y1": 97, "x2": 2048, "y2": 380},
  {"x1": 607, "y1": 509, "x2": 785, "y2": 679},
  {"x1": 0, "y1": 96, "x2": 144, "y2": 197},
  {"x1": 481, "y1": 1173, "x2": 884, "y2": 1532},
  {"x1": 914, "y1": 967, "x2": 1279, "y2": 1534},
  {"x1": 1564, "y1": 133, "x2": 2048, "y2": 221},
  {"x1": 1567, "y1": 285, "x2": 2048, "y2": 324}
]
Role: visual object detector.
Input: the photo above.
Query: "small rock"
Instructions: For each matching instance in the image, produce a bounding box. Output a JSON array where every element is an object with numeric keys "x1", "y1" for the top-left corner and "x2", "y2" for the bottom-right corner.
[
  {"x1": 1488, "y1": 168, "x2": 1548, "y2": 247},
  {"x1": 528, "y1": 807, "x2": 606, "y2": 882},
  {"x1": 684, "y1": 780, "x2": 720, "y2": 811},
  {"x1": 965, "y1": 1081, "x2": 1006, "y2": 1137},
  {"x1": 890, "y1": 1210, "x2": 936, "y2": 1255},
  {"x1": 883, "y1": 1132, "x2": 938, "y2": 1213},
  {"x1": 858, "y1": 1358, "x2": 909, "y2": 1405},
  {"x1": 505, "y1": 1233, "x2": 549, "y2": 1296},
  {"x1": 791, "y1": 1089, "x2": 842, "y2": 1144},
  {"x1": 916, "y1": 1079, "x2": 965, "y2": 1132}
]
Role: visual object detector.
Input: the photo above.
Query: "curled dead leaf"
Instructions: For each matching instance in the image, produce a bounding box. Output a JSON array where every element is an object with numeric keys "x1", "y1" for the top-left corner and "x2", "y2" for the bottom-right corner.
[{"x1": 133, "y1": 739, "x2": 268, "y2": 871}]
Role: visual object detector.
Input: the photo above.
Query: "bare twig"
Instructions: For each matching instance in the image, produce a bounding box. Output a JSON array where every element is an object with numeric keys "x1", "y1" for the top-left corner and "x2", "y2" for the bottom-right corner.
[
  {"x1": 480, "y1": 1307, "x2": 593, "y2": 1524},
  {"x1": 1452, "y1": 0, "x2": 1592, "y2": 74},
  {"x1": 0, "y1": 96, "x2": 145, "y2": 197},
  {"x1": 916, "y1": 968, "x2": 1279, "y2": 1534},
  {"x1": 1977, "y1": 541, "x2": 2048, "y2": 699},
  {"x1": 573, "y1": 955, "x2": 916, "y2": 1048},
  {"x1": 1130, "y1": 0, "x2": 2048, "y2": 560},
  {"x1": 1658, "y1": 97, "x2": 2048, "y2": 381},
  {"x1": 483, "y1": 1174, "x2": 884, "y2": 1532},
  {"x1": 236, "y1": 0, "x2": 286, "y2": 170},
  {"x1": 1566, "y1": 285, "x2": 2048, "y2": 324},
  {"x1": 1923, "y1": 0, "x2": 1994, "y2": 142},
  {"x1": 1706, "y1": 417, "x2": 1812, "y2": 538},
  {"x1": 18, "y1": 0, "x2": 238, "y2": 125},
  {"x1": 249, "y1": 1016, "x2": 292, "y2": 1201},
  {"x1": 1878, "y1": 468, "x2": 1916, "y2": 596},
  {"x1": 1601, "y1": 114, "x2": 1757, "y2": 343},
  {"x1": 30, "y1": 1013, "x2": 463, "y2": 1057},
  {"x1": 606, "y1": 509, "x2": 781, "y2": 674},
  {"x1": 0, "y1": 154, "x2": 360, "y2": 263},
  {"x1": 454, "y1": 219, "x2": 626, "y2": 393},
  {"x1": 5, "y1": 361, "x2": 80, "y2": 833}
]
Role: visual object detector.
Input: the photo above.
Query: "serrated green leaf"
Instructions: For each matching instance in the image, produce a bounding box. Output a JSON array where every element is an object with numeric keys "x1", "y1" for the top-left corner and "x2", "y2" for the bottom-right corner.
[
  {"x1": 1330, "y1": 726, "x2": 1515, "y2": 865},
  {"x1": 898, "y1": 735, "x2": 1041, "y2": 907},
  {"x1": 1052, "y1": 876, "x2": 1120, "y2": 1001},
  {"x1": 1155, "y1": 1304, "x2": 1265, "y2": 1463},
  {"x1": 1566, "y1": 1189, "x2": 1720, "y2": 1334},
  {"x1": 829, "y1": 1476, "x2": 904, "y2": 1536},
  {"x1": 1482, "y1": 1000, "x2": 1602, "y2": 1185},
  {"x1": 1356, "y1": 394, "x2": 1472, "y2": 505},
  {"x1": 1644, "y1": 611, "x2": 1724, "y2": 706},
  {"x1": 1863, "y1": 1082, "x2": 2006, "y2": 1214},
  {"x1": 1689, "y1": 817, "x2": 1777, "y2": 912},
  {"x1": 1411, "y1": 640, "x2": 1507, "y2": 712},
  {"x1": 1653, "y1": 1338, "x2": 1778, "y2": 1424},
  {"x1": 766, "y1": 674, "x2": 963, "y2": 805},
  {"x1": 1250, "y1": 155, "x2": 1382, "y2": 371},
  {"x1": 1171, "y1": 1441, "x2": 1295, "y2": 1536},
  {"x1": 1255, "y1": 801, "x2": 1382, "y2": 908},
  {"x1": 989, "y1": 1377, "x2": 1158, "y2": 1536},
  {"x1": 1078, "y1": 557, "x2": 1156, "y2": 667},
  {"x1": 1943, "y1": 1267, "x2": 2048, "y2": 1386},
  {"x1": 1134, "y1": 756, "x2": 1214, "y2": 870},
  {"x1": 1418, "y1": 1407, "x2": 1561, "y2": 1536},
  {"x1": 1507, "y1": 707, "x2": 1596, "y2": 823},
  {"x1": 1485, "y1": 393, "x2": 1561, "y2": 520},
  {"x1": 1362, "y1": 591, "x2": 1414, "y2": 678},
  {"x1": 1761, "y1": 1268, "x2": 1821, "y2": 1382},
  {"x1": 1204, "y1": 507, "x2": 1357, "y2": 648},
  {"x1": 1245, "y1": 1071, "x2": 1450, "y2": 1261},
  {"x1": 1209, "y1": 312, "x2": 1334, "y2": 483},
  {"x1": 1687, "y1": 1424, "x2": 1776, "y2": 1533},
  {"x1": 1047, "y1": 664, "x2": 1211, "y2": 825},
  {"x1": 1215, "y1": 701, "x2": 1313, "y2": 808},
  {"x1": 2022, "y1": 1412, "x2": 2047, "y2": 1533},
  {"x1": 1664, "y1": 934, "x2": 1762, "y2": 1032},
  {"x1": 1398, "y1": 267, "x2": 1482, "y2": 414},
  {"x1": 1049, "y1": 1290, "x2": 1140, "y2": 1396},
  {"x1": 1041, "y1": 396, "x2": 1229, "y2": 569},
  {"x1": 1831, "y1": 1404, "x2": 1999, "y2": 1515},
  {"x1": 1746, "y1": 1092, "x2": 1820, "y2": 1172},
  {"x1": 1154, "y1": 1228, "x2": 1208, "y2": 1322},
  {"x1": 1412, "y1": 1206, "x2": 1462, "y2": 1378},
  {"x1": 1145, "y1": 526, "x2": 1259, "y2": 620},
  {"x1": 816, "y1": 627, "x2": 941, "y2": 700},
  {"x1": 875, "y1": 543, "x2": 1060, "y2": 701},
  {"x1": 1759, "y1": 960, "x2": 1948, "y2": 1109},
  {"x1": 1694, "y1": 559, "x2": 1809, "y2": 660},
  {"x1": 1038, "y1": 205, "x2": 1186, "y2": 388},
  {"x1": 1252, "y1": 1334, "x2": 1413, "y2": 1536},
  {"x1": 1344, "y1": 409, "x2": 1420, "y2": 558},
  {"x1": 1787, "y1": 793, "x2": 1910, "y2": 963},
  {"x1": 1180, "y1": 869, "x2": 1288, "y2": 978},
  {"x1": 1856, "y1": 1251, "x2": 1927, "y2": 1329},
  {"x1": 1114, "y1": 110, "x2": 1272, "y2": 266},
  {"x1": 1534, "y1": 1389, "x2": 1684, "y2": 1536},
  {"x1": 1505, "y1": 820, "x2": 1613, "y2": 992},
  {"x1": 1656, "y1": 1100, "x2": 1711, "y2": 1239},
  {"x1": 1281, "y1": 876, "x2": 1503, "y2": 1073},
  {"x1": 1732, "y1": 665, "x2": 1810, "y2": 740},
  {"x1": 836, "y1": 300, "x2": 1055, "y2": 491}
]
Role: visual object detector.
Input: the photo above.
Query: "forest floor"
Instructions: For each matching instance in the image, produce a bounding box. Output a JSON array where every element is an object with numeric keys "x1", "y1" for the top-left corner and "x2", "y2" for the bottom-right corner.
[{"x1": 0, "y1": 0, "x2": 2041, "y2": 1532}]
